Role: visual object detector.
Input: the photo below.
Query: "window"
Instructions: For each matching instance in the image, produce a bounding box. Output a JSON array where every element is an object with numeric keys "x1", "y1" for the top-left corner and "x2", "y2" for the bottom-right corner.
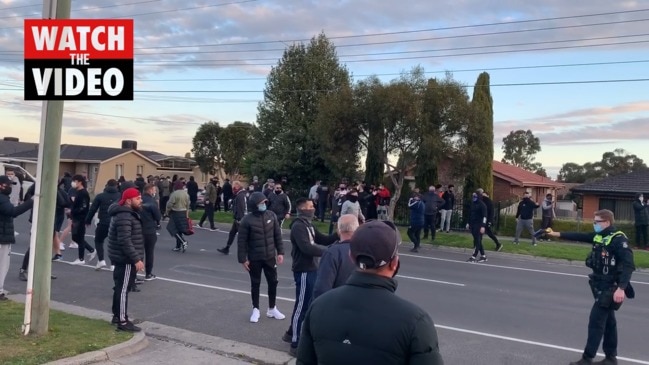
[
  {"x1": 137, "y1": 164, "x2": 144, "y2": 175},
  {"x1": 598, "y1": 198, "x2": 634, "y2": 222},
  {"x1": 201, "y1": 172, "x2": 207, "y2": 183},
  {"x1": 115, "y1": 164, "x2": 124, "y2": 179}
]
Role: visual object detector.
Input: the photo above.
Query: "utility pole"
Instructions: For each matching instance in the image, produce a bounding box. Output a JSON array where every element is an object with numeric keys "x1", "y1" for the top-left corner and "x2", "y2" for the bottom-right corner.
[{"x1": 22, "y1": 0, "x2": 72, "y2": 336}]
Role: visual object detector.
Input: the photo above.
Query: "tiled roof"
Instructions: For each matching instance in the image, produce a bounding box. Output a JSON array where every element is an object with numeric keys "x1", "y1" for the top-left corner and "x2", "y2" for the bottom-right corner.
[
  {"x1": 0, "y1": 140, "x2": 39, "y2": 156},
  {"x1": 6, "y1": 143, "x2": 165, "y2": 163},
  {"x1": 570, "y1": 169, "x2": 649, "y2": 195},
  {"x1": 492, "y1": 160, "x2": 564, "y2": 188}
]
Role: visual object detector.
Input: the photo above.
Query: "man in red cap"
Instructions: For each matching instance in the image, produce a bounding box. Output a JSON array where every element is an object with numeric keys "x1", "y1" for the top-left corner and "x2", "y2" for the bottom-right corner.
[{"x1": 107, "y1": 188, "x2": 145, "y2": 331}]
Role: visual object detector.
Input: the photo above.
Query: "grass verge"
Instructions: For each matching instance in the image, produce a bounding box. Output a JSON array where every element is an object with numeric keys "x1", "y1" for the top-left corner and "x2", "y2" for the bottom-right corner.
[
  {"x1": 0, "y1": 301, "x2": 132, "y2": 365},
  {"x1": 189, "y1": 210, "x2": 649, "y2": 268}
]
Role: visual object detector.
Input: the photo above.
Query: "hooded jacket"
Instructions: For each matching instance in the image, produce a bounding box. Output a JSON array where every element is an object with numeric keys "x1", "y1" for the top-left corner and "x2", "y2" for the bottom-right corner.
[
  {"x1": 237, "y1": 192, "x2": 284, "y2": 263},
  {"x1": 408, "y1": 198, "x2": 425, "y2": 227},
  {"x1": 107, "y1": 203, "x2": 144, "y2": 265},
  {"x1": 290, "y1": 216, "x2": 337, "y2": 272},
  {"x1": 0, "y1": 193, "x2": 33, "y2": 244},
  {"x1": 85, "y1": 185, "x2": 121, "y2": 226},
  {"x1": 140, "y1": 193, "x2": 162, "y2": 234}
]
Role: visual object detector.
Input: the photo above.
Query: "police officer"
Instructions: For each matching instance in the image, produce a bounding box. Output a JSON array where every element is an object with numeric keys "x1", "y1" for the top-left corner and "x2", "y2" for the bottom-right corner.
[{"x1": 547, "y1": 209, "x2": 635, "y2": 365}]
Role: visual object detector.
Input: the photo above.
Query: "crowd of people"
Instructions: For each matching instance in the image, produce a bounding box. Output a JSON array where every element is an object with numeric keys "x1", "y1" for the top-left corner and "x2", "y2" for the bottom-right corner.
[{"x1": 0, "y1": 168, "x2": 640, "y2": 364}]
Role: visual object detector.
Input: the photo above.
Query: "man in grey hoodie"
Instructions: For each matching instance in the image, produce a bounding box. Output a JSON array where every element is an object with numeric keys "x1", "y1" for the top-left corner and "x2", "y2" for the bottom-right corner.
[{"x1": 422, "y1": 186, "x2": 444, "y2": 241}]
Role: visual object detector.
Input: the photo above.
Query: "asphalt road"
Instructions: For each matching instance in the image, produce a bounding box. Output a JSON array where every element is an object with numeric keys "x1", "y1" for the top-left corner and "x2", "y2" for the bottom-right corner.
[{"x1": 5, "y1": 215, "x2": 649, "y2": 365}]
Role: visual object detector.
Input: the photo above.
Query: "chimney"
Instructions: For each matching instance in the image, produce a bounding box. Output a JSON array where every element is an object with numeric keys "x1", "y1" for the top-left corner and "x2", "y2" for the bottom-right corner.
[
  {"x1": 121, "y1": 140, "x2": 138, "y2": 150},
  {"x1": 3, "y1": 137, "x2": 19, "y2": 142}
]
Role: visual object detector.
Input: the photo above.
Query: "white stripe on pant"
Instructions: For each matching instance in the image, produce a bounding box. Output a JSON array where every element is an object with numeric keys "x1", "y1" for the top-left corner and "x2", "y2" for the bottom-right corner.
[
  {"x1": 119, "y1": 265, "x2": 132, "y2": 322},
  {"x1": 291, "y1": 272, "x2": 307, "y2": 343}
]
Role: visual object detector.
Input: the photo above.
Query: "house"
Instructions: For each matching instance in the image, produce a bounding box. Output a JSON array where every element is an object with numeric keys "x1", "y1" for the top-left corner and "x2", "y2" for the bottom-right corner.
[
  {"x1": 2, "y1": 139, "x2": 218, "y2": 195},
  {"x1": 570, "y1": 169, "x2": 649, "y2": 222},
  {"x1": 0, "y1": 137, "x2": 38, "y2": 156}
]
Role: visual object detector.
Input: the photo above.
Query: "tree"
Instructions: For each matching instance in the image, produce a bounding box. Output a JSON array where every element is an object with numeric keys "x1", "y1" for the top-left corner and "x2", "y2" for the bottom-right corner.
[
  {"x1": 534, "y1": 167, "x2": 548, "y2": 177},
  {"x1": 501, "y1": 129, "x2": 542, "y2": 171},
  {"x1": 246, "y1": 33, "x2": 351, "y2": 189},
  {"x1": 558, "y1": 162, "x2": 585, "y2": 182},
  {"x1": 415, "y1": 75, "x2": 471, "y2": 189},
  {"x1": 191, "y1": 121, "x2": 223, "y2": 176},
  {"x1": 463, "y1": 72, "x2": 494, "y2": 206},
  {"x1": 220, "y1": 121, "x2": 253, "y2": 179},
  {"x1": 558, "y1": 149, "x2": 648, "y2": 183}
]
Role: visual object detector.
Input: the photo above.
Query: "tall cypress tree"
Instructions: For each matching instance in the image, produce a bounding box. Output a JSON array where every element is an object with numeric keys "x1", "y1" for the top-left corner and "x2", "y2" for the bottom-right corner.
[{"x1": 464, "y1": 72, "x2": 494, "y2": 207}]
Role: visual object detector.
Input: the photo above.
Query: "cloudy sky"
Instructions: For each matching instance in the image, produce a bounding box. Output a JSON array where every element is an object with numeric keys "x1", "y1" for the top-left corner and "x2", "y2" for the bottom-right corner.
[{"x1": 1, "y1": 0, "x2": 648, "y2": 179}]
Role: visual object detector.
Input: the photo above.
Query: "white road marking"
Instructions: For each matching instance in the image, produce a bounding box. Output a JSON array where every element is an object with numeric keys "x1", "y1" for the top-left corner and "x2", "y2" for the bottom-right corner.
[
  {"x1": 396, "y1": 275, "x2": 464, "y2": 287},
  {"x1": 10, "y1": 252, "x2": 648, "y2": 363},
  {"x1": 435, "y1": 324, "x2": 649, "y2": 364},
  {"x1": 399, "y1": 253, "x2": 649, "y2": 286}
]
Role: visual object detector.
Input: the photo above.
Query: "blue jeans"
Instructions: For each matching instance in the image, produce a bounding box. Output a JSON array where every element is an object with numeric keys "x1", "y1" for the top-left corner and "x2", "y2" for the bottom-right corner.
[{"x1": 287, "y1": 271, "x2": 317, "y2": 348}]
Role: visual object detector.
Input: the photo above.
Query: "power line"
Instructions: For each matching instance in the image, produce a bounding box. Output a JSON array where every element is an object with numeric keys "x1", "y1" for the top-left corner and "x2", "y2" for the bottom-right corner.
[
  {"x1": 0, "y1": 3, "x2": 41, "y2": 11},
  {"x1": 0, "y1": 0, "x2": 162, "y2": 20}
]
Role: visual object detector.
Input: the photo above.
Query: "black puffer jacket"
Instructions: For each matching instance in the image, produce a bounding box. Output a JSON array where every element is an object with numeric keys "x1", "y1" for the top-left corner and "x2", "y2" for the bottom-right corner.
[
  {"x1": 237, "y1": 192, "x2": 284, "y2": 263},
  {"x1": 0, "y1": 193, "x2": 33, "y2": 244},
  {"x1": 297, "y1": 272, "x2": 444, "y2": 365},
  {"x1": 85, "y1": 185, "x2": 121, "y2": 226},
  {"x1": 107, "y1": 203, "x2": 144, "y2": 265}
]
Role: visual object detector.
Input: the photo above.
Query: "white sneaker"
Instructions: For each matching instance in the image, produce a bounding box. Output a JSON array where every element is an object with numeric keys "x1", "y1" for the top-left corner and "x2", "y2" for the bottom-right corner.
[
  {"x1": 14, "y1": 231, "x2": 19, "y2": 236},
  {"x1": 69, "y1": 243, "x2": 79, "y2": 249},
  {"x1": 110, "y1": 265, "x2": 115, "y2": 272},
  {"x1": 87, "y1": 251, "x2": 97, "y2": 262},
  {"x1": 267, "y1": 307, "x2": 285, "y2": 320},
  {"x1": 250, "y1": 308, "x2": 260, "y2": 323},
  {"x1": 71, "y1": 259, "x2": 85, "y2": 265},
  {"x1": 60, "y1": 243, "x2": 66, "y2": 251},
  {"x1": 96, "y1": 260, "x2": 106, "y2": 270}
]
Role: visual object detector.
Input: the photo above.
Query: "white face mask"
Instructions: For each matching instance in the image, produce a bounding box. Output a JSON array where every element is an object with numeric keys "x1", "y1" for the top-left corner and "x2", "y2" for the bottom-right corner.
[{"x1": 71, "y1": 181, "x2": 78, "y2": 189}]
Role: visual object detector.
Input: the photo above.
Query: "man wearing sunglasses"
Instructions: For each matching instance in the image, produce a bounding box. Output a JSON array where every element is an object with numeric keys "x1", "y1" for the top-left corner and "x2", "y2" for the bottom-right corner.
[
  {"x1": 296, "y1": 220, "x2": 444, "y2": 365},
  {"x1": 547, "y1": 209, "x2": 635, "y2": 365}
]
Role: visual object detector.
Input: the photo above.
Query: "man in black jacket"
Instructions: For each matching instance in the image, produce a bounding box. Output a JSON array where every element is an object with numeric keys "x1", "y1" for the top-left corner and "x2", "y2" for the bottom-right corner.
[
  {"x1": 268, "y1": 183, "x2": 291, "y2": 227},
  {"x1": 479, "y1": 190, "x2": 502, "y2": 252},
  {"x1": 284, "y1": 198, "x2": 338, "y2": 356},
  {"x1": 466, "y1": 190, "x2": 488, "y2": 263},
  {"x1": 514, "y1": 192, "x2": 540, "y2": 246},
  {"x1": 296, "y1": 220, "x2": 444, "y2": 365},
  {"x1": 422, "y1": 186, "x2": 444, "y2": 241},
  {"x1": 186, "y1": 176, "x2": 199, "y2": 211},
  {"x1": 548, "y1": 210, "x2": 635, "y2": 365},
  {"x1": 237, "y1": 192, "x2": 286, "y2": 323},
  {"x1": 141, "y1": 184, "x2": 161, "y2": 280},
  {"x1": 312, "y1": 214, "x2": 358, "y2": 300},
  {"x1": 70, "y1": 175, "x2": 96, "y2": 265},
  {"x1": 0, "y1": 175, "x2": 34, "y2": 301},
  {"x1": 107, "y1": 188, "x2": 145, "y2": 332},
  {"x1": 85, "y1": 179, "x2": 121, "y2": 270},
  {"x1": 632, "y1": 193, "x2": 648, "y2": 249},
  {"x1": 218, "y1": 181, "x2": 246, "y2": 255},
  {"x1": 222, "y1": 179, "x2": 233, "y2": 212}
]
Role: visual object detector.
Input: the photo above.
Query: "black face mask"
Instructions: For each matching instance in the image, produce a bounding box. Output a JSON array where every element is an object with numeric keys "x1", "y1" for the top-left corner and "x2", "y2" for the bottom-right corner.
[
  {"x1": 392, "y1": 260, "x2": 401, "y2": 278},
  {"x1": 275, "y1": 190, "x2": 282, "y2": 194},
  {"x1": 347, "y1": 195, "x2": 358, "y2": 203},
  {"x1": 0, "y1": 185, "x2": 11, "y2": 196}
]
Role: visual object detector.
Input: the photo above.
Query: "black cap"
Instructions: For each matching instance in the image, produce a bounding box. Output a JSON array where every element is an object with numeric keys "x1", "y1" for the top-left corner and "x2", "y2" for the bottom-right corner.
[
  {"x1": 0, "y1": 175, "x2": 10, "y2": 185},
  {"x1": 350, "y1": 220, "x2": 401, "y2": 269}
]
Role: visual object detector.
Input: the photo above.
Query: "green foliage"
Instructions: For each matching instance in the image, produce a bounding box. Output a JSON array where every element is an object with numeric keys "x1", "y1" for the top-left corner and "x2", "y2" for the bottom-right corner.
[
  {"x1": 191, "y1": 121, "x2": 223, "y2": 175},
  {"x1": 558, "y1": 148, "x2": 648, "y2": 182},
  {"x1": 219, "y1": 121, "x2": 253, "y2": 177},
  {"x1": 463, "y1": 72, "x2": 494, "y2": 208},
  {"x1": 501, "y1": 129, "x2": 542, "y2": 171},
  {"x1": 246, "y1": 33, "x2": 351, "y2": 189}
]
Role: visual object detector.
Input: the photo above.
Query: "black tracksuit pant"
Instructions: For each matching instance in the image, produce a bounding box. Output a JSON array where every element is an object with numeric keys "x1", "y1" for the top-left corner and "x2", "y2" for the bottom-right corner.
[
  {"x1": 248, "y1": 258, "x2": 278, "y2": 309},
  {"x1": 199, "y1": 202, "x2": 215, "y2": 229},
  {"x1": 71, "y1": 219, "x2": 95, "y2": 260},
  {"x1": 471, "y1": 225, "x2": 485, "y2": 257},
  {"x1": 423, "y1": 214, "x2": 436, "y2": 240},
  {"x1": 112, "y1": 263, "x2": 136, "y2": 322},
  {"x1": 143, "y1": 233, "x2": 157, "y2": 276},
  {"x1": 95, "y1": 223, "x2": 110, "y2": 262},
  {"x1": 225, "y1": 221, "x2": 239, "y2": 249}
]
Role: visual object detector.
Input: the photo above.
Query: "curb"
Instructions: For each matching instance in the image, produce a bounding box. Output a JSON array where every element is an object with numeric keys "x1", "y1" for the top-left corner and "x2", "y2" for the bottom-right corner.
[
  {"x1": 8, "y1": 295, "x2": 149, "y2": 365},
  {"x1": 44, "y1": 332, "x2": 148, "y2": 365}
]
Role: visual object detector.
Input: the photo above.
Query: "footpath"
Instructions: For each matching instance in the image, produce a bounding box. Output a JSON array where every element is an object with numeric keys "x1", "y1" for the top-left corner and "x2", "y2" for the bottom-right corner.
[{"x1": 8, "y1": 294, "x2": 296, "y2": 365}]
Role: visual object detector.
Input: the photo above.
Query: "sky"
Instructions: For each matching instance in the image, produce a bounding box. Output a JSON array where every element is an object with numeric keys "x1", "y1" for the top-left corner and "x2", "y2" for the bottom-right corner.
[{"x1": 1, "y1": 0, "x2": 648, "y2": 180}]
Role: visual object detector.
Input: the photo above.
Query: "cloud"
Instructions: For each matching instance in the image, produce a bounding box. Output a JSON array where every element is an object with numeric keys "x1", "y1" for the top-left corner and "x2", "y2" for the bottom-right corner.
[
  {"x1": 66, "y1": 127, "x2": 135, "y2": 137},
  {"x1": 536, "y1": 117, "x2": 649, "y2": 145}
]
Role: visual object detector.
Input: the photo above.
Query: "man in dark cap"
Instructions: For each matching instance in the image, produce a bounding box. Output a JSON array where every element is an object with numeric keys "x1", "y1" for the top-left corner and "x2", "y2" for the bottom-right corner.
[{"x1": 296, "y1": 220, "x2": 444, "y2": 364}]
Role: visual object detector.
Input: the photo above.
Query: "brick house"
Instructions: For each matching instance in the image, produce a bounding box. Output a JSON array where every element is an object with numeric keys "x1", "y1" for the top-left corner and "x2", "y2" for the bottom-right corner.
[{"x1": 570, "y1": 170, "x2": 649, "y2": 222}]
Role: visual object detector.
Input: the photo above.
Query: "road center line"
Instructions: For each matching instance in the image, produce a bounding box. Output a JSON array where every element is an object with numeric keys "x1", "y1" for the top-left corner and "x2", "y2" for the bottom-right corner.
[
  {"x1": 435, "y1": 324, "x2": 649, "y2": 364},
  {"x1": 396, "y1": 275, "x2": 464, "y2": 286},
  {"x1": 399, "y1": 253, "x2": 649, "y2": 286}
]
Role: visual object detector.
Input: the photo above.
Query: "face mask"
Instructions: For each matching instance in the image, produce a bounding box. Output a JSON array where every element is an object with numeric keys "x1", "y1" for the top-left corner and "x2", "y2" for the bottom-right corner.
[
  {"x1": 298, "y1": 208, "x2": 315, "y2": 219},
  {"x1": 0, "y1": 185, "x2": 11, "y2": 196},
  {"x1": 472, "y1": 194, "x2": 478, "y2": 202},
  {"x1": 257, "y1": 203, "x2": 267, "y2": 212},
  {"x1": 593, "y1": 223, "x2": 604, "y2": 233},
  {"x1": 392, "y1": 260, "x2": 401, "y2": 278},
  {"x1": 275, "y1": 190, "x2": 282, "y2": 194},
  {"x1": 71, "y1": 181, "x2": 78, "y2": 189},
  {"x1": 347, "y1": 195, "x2": 358, "y2": 203}
]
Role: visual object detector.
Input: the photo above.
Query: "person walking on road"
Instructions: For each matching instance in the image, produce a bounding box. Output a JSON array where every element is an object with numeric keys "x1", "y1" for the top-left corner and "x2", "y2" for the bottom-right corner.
[
  {"x1": 141, "y1": 184, "x2": 161, "y2": 280},
  {"x1": 632, "y1": 193, "x2": 648, "y2": 249},
  {"x1": 283, "y1": 198, "x2": 338, "y2": 356},
  {"x1": 70, "y1": 175, "x2": 96, "y2": 265},
  {"x1": 186, "y1": 176, "x2": 199, "y2": 212},
  {"x1": 296, "y1": 220, "x2": 444, "y2": 365},
  {"x1": 197, "y1": 179, "x2": 217, "y2": 231},
  {"x1": 547, "y1": 209, "x2": 635, "y2": 365},
  {"x1": 479, "y1": 190, "x2": 502, "y2": 252},
  {"x1": 85, "y1": 179, "x2": 121, "y2": 270},
  {"x1": 218, "y1": 181, "x2": 247, "y2": 255},
  {"x1": 237, "y1": 192, "x2": 286, "y2": 323},
  {"x1": 0, "y1": 176, "x2": 33, "y2": 300},
  {"x1": 312, "y1": 214, "x2": 359, "y2": 300},
  {"x1": 107, "y1": 188, "x2": 145, "y2": 332},
  {"x1": 166, "y1": 181, "x2": 191, "y2": 252},
  {"x1": 514, "y1": 191, "x2": 540, "y2": 246},
  {"x1": 466, "y1": 190, "x2": 488, "y2": 263}
]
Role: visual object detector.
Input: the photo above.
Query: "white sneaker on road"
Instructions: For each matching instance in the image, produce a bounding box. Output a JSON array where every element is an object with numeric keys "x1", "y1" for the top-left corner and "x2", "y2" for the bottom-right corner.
[
  {"x1": 71, "y1": 259, "x2": 85, "y2": 265},
  {"x1": 14, "y1": 231, "x2": 19, "y2": 236},
  {"x1": 267, "y1": 307, "x2": 285, "y2": 320},
  {"x1": 250, "y1": 308, "x2": 260, "y2": 323},
  {"x1": 96, "y1": 260, "x2": 106, "y2": 270},
  {"x1": 60, "y1": 243, "x2": 66, "y2": 251},
  {"x1": 69, "y1": 243, "x2": 79, "y2": 249},
  {"x1": 87, "y1": 251, "x2": 97, "y2": 262}
]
